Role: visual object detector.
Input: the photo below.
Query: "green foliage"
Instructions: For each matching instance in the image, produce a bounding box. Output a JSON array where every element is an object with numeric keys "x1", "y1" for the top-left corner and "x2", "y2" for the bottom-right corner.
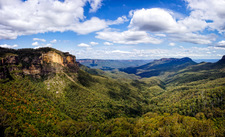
[
  {"x1": 120, "y1": 57, "x2": 197, "y2": 78},
  {"x1": 0, "y1": 50, "x2": 225, "y2": 136}
]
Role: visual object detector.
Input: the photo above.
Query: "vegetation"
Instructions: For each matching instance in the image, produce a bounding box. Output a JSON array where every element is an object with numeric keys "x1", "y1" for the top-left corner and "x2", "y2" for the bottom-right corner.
[
  {"x1": 0, "y1": 48, "x2": 225, "y2": 136},
  {"x1": 120, "y1": 57, "x2": 197, "y2": 77}
]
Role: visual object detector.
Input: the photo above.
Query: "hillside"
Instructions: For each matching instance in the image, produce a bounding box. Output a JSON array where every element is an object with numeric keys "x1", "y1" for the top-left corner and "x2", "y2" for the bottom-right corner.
[
  {"x1": 119, "y1": 57, "x2": 197, "y2": 78},
  {"x1": 0, "y1": 48, "x2": 225, "y2": 136}
]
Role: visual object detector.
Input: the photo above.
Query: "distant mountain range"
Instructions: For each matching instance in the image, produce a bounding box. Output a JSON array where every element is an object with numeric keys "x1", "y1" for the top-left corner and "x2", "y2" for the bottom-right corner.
[
  {"x1": 119, "y1": 57, "x2": 197, "y2": 78},
  {"x1": 77, "y1": 59, "x2": 152, "y2": 70}
]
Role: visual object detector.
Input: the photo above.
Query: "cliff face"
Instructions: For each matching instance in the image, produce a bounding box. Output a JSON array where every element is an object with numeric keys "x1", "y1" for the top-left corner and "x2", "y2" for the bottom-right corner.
[{"x1": 0, "y1": 48, "x2": 79, "y2": 79}]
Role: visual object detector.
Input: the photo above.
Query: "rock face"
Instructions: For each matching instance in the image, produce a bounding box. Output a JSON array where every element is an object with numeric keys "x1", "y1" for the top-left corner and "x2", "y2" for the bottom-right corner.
[{"x1": 0, "y1": 48, "x2": 79, "y2": 79}]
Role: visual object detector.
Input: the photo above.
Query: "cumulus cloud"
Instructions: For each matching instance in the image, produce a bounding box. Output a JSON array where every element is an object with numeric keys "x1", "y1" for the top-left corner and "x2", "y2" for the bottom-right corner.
[
  {"x1": 70, "y1": 17, "x2": 108, "y2": 35},
  {"x1": 129, "y1": 8, "x2": 181, "y2": 33},
  {"x1": 32, "y1": 41, "x2": 39, "y2": 46},
  {"x1": 88, "y1": 0, "x2": 103, "y2": 13},
  {"x1": 33, "y1": 38, "x2": 46, "y2": 42},
  {"x1": 107, "y1": 16, "x2": 129, "y2": 25},
  {"x1": 185, "y1": 0, "x2": 225, "y2": 33},
  {"x1": 0, "y1": 0, "x2": 124, "y2": 39},
  {"x1": 0, "y1": 44, "x2": 18, "y2": 48},
  {"x1": 96, "y1": 29, "x2": 162, "y2": 44},
  {"x1": 90, "y1": 41, "x2": 99, "y2": 45},
  {"x1": 50, "y1": 39, "x2": 57, "y2": 43},
  {"x1": 96, "y1": 7, "x2": 215, "y2": 45},
  {"x1": 129, "y1": 8, "x2": 208, "y2": 34},
  {"x1": 217, "y1": 40, "x2": 225, "y2": 47},
  {"x1": 77, "y1": 43, "x2": 91, "y2": 47},
  {"x1": 104, "y1": 42, "x2": 113, "y2": 46},
  {"x1": 127, "y1": 7, "x2": 216, "y2": 45}
]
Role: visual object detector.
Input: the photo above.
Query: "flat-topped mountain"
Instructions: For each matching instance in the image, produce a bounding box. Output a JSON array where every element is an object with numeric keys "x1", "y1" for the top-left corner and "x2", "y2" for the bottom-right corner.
[
  {"x1": 0, "y1": 47, "x2": 79, "y2": 80},
  {"x1": 120, "y1": 57, "x2": 197, "y2": 77}
]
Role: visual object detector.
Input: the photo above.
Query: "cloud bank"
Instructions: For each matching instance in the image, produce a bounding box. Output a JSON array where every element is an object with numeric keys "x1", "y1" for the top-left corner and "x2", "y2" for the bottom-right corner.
[
  {"x1": 0, "y1": 0, "x2": 126, "y2": 39},
  {"x1": 96, "y1": 0, "x2": 225, "y2": 45}
]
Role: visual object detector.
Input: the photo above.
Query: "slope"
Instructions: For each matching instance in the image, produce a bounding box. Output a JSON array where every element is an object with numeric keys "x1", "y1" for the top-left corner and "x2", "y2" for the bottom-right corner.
[{"x1": 120, "y1": 57, "x2": 197, "y2": 78}]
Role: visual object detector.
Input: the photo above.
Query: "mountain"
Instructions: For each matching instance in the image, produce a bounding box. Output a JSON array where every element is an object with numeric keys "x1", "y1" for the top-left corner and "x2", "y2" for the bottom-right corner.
[
  {"x1": 77, "y1": 59, "x2": 152, "y2": 70},
  {"x1": 164, "y1": 55, "x2": 225, "y2": 84},
  {"x1": 0, "y1": 48, "x2": 225, "y2": 136},
  {"x1": 120, "y1": 57, "x2": 197, "y2": 78},
  {"x1": 0, "y1": 47, "x2": 79, "y2": 81}
]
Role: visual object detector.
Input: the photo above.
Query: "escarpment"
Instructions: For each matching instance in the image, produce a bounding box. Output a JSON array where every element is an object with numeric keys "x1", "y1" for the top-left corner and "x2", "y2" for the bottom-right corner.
[{"x1": 0, "y1": 47, "x2": 79, "y2": 80}]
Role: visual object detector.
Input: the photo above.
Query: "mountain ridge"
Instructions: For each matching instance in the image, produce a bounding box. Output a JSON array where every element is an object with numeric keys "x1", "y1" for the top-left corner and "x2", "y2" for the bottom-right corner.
[{"x1": 119, "y1": 57, "x2": 197, "y2": 78}]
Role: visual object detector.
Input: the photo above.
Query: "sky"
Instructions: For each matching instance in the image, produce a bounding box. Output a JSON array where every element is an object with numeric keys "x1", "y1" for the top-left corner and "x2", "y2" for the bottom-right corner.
[{"x1": 0, "y1": 0, "x2": 225, "y2": 59}]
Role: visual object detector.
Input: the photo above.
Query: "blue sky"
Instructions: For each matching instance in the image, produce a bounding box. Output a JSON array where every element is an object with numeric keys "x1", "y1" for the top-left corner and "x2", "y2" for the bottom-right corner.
[{"x1": 0, "y1": 0, "x2": 225, "y2": 59}]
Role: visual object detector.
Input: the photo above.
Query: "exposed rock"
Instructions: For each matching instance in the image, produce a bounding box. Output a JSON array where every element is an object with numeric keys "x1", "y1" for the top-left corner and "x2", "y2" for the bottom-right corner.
[
  {"x1": 0, "y1": 48, "x2": 79, "y2": 80},
  {"x1": 5, "y1": 55, "x2": 19, "y2": 65}
]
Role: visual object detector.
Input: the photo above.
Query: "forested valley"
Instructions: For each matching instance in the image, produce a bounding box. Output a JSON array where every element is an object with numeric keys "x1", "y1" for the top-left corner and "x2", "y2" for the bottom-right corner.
[{"x1": 0, "y1": 48, "x2": 225, "y2": 136}]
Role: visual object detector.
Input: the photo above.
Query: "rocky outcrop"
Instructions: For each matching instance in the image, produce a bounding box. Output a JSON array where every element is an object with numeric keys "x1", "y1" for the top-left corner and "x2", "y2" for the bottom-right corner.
[{"x1": 0, "y1": 48, "x2": 79, "y2": 79}]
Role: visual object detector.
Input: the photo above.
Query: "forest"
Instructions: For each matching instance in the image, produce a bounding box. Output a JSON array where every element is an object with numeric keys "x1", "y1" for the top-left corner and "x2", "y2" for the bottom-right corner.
[{"x1": 0, "y1": 48, "x2": 225, "y2": 136}]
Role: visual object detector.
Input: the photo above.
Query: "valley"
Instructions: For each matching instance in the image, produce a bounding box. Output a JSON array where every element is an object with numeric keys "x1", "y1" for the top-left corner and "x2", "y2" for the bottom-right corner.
[{"x1": 0, "y1": 47, "x2": 225, "y2": 136}]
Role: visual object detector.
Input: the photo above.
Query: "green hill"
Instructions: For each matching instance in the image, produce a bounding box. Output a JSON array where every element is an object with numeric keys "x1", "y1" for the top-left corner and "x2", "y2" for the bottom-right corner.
[{"x1": 0, "y1": 48, "x2": 224, "y2": 136}]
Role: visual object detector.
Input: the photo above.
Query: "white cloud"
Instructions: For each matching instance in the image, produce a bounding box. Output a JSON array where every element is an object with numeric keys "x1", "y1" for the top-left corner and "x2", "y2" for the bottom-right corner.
[
  {"x1": 0, "y1": 44, "x2": 18, "y2": 48},
  {"x1": 0, "y1": 0, "x2": 124, "y2": 39},
  {"x1": 107, "y1": 16, "x2": 129, "y2": 25},
  {"x1": 128, "y1": 8, "x2": 215, "y2": 44},
  {"x1": 169, "y1": 43, "x2": 176, "y2": 46},
  {"x1": 129, "y1": 8, "x2": 208, "y2": 34},
  {"x1": 112, "y1": 50, "x2": 131, "y2": 54},
  {"x1": 178, "y1": 15, "x2": 208, "y2": 32},
  {"x1": 50, "y1": 39, "x2": 57, "y2": 43},
  {"x1": 96, "y1": 29, "x2": 162, "y2": 44},
  {"x1": 94, "y1": 7, "x2": 213, "y2": 46},
  {"x1": 33, "y1": 38, "x2": 46, "y2": 42},
  {"x1": 90, "y1": 41, "x2": 99, "y2": 45},
  {"x1": 155, "y1": 34, "x2": 166, "y2": 37},
  {"x1": 129, "y1": 8, "x2": 181, "y2": 33},
  {"x1": 217, "y1": 40, "x2": 225, "y2": 47},
  {"x1": 88, "y1": 0, "x2": 103, "y2": 13},
  {"x1": 170, "y1": 33, "x2": 215, "y2": 45},
  {"x1": 34, "y1": 43, "x2": 52, "y2": 49},
  {"x1": 185, "y1": 0, "x2": 225, "y2": 33},
  {"x1": 104, "y1": 42, "x2": 113, "y2": 46},
  {"x1": 77, "y1": 43, "x2": 90, "y2": 47},
  {"x1": 32, "y1": 41, "x2": 39, "y2": 46},
  {"x1": 44, "y1": 44, "x2": 52, "y2": 47},
  {"x1": 70, "y1": 17, "x2": 108, "y2": 35}
]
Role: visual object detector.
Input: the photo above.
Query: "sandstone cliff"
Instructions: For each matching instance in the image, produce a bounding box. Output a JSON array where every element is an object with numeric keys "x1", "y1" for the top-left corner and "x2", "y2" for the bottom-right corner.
[{"x1": 0, "y1": 47, "x2": 79, "y2": 80}]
